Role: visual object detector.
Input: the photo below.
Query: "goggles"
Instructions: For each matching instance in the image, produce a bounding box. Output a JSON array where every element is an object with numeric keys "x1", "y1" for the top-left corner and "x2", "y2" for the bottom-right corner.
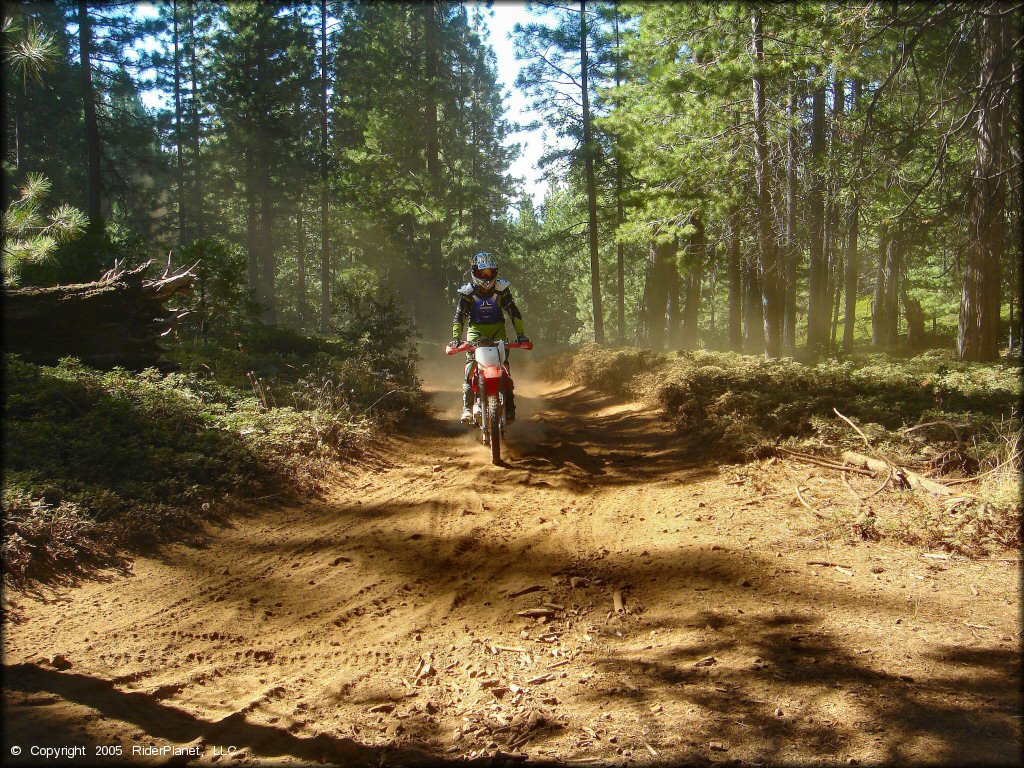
[{"x1": 476, "y1": 268, "x2": 497, "y2": 280}]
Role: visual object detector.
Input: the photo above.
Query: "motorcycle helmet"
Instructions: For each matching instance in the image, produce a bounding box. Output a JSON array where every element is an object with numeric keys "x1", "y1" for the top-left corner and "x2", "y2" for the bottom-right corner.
[{"x1": 471, "y1": 251, "x2": 498, "y2": 292}]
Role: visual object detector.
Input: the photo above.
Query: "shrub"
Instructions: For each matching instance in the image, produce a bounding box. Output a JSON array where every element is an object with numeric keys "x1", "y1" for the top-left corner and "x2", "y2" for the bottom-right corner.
[
  {"x1": 3, "y1": 311, "x2": 426, "y2": 580},
  {"x1": 2, "y1": 491, "x2": 108, "y2": 579},
  {"x1": 560, "y1": 345, "x2": 1021, "y2": 554},
  {"x1": 566, "y1": 347, "x2": 1019, "y2": 460}
]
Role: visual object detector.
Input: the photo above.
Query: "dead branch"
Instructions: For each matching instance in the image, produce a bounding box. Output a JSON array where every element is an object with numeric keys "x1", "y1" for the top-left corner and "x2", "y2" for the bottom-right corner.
[
  {"x1": 902, "y1": 420, "x2": 968, "y2": 448},
  {"x1": 861, "y1": 468, "x2": 894, "y2": 500},
  {"x1": 833, "y1": 408, "x2": 887, "y2": 461},
  {"x1": 794, "y1": 482, "x2": 825, "y2": 519},
  {"x1": 777, "y1": 447, "x2": 877, "y2": 476}
]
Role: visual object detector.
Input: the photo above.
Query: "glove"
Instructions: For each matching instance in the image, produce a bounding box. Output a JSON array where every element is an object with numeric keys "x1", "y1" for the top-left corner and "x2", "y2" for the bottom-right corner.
[{"x1": 516, "y1": 334, "x2": 530, "y2": 344}]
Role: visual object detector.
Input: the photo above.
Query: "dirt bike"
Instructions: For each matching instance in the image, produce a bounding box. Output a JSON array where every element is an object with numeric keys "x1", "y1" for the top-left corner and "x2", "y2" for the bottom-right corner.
[{"x1": 445, "y1": 338, "x2": 533, "y2": 465}]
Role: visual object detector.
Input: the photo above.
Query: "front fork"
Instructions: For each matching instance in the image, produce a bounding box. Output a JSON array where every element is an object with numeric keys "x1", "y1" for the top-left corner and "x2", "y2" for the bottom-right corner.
[{"x1": 475, "y1": 371, "x2": 505, "y2": 443}]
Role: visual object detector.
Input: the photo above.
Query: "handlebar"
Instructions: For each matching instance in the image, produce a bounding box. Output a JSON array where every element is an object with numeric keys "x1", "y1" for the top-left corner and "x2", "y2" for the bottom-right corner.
[{"x1": 446, "y1": 340, "x2": 533, "y2": 355}]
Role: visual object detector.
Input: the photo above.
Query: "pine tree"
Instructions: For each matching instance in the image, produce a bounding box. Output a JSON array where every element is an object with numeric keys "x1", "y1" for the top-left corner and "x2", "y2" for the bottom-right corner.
[
  {"x1": 515, "y1": 0, "x2": 609, "y2": 342},
  {"x1": 208, "y1": 2, "x2": 308, "y2": 324},
  {"x1": 958, "y1": 5, "x2": 1014, "y2": 362}
]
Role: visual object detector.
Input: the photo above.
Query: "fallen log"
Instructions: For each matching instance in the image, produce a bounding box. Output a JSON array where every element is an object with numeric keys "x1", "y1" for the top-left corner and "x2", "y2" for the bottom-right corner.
[
  {"x1": 3, "y1": 259, "x2": 196, "y2": 370},
  {"x1": 840, "y1": 451, "x2": 954, "y2": 498}
]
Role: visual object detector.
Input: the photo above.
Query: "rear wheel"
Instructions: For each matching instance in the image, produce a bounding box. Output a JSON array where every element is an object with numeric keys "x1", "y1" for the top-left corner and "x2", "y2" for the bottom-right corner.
[{"x1": 488, "y1": 395, "x2": 501, "y2": 465}]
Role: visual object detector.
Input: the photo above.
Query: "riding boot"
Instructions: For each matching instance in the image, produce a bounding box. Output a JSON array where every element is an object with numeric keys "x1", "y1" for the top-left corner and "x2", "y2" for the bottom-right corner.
[
  {"x1": 505, "y1": 385, "x2": 516, "y2": 423},
  {"x1": 461, "y1": 381, "x2": 473, "y2": 424}
]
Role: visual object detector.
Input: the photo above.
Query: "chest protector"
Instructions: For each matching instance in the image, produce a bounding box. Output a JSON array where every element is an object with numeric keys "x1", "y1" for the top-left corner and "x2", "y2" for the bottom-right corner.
[{"x1": 470, "y1": 292, "x2": 504, "y2": 324}]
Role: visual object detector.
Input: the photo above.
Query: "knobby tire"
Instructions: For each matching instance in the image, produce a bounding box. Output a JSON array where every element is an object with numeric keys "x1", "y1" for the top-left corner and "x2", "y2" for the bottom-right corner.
[{"x1": 488, "y1": 395, "x2": 501, "y2": 465}]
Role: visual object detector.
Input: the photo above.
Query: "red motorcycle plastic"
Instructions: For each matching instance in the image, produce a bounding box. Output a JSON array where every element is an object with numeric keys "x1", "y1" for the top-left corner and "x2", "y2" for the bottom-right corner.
[{"x1": 445, "y1": 339, "x2": 533, "y2": 465}]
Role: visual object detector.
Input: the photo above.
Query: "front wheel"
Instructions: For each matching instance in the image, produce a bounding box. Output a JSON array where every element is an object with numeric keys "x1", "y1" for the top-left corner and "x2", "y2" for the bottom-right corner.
[{"x1": 488, "y1": 395, "x2": 501, "y2": 465}]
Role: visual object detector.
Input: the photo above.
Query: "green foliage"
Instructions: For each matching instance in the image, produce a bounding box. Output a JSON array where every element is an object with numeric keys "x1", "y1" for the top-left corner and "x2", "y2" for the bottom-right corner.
[
  {"x1": 180, "y1": 236, "x2": 258, "y2": 330},
  {"x1": 563, "y1": 344, "x2": 1021, "y2": 552},
  {"x1": 502, "y1": 192, "x2": 588, "y2": 348},
  {"x1": 566, "y1": 345, "x2": 1021, "y2": 464},
  {"x1": 3, "y1": 296, "x2": 425, "y2": 579},
  {"x1": 2, "y1": 491, "x2": 107, "y2": 578},
  {"x1": 1, "y1": 173, "x2": 86, "y2": 283},
  {"x1": 553, "y1": 342, "x2": 661, "y2": 395},
  {"x1": 2, "y1": 15, "x2": 58, "y2": 85},
  {"x1": 329, "y1": 3, "x2": 517, "y2": 312},
  {"x1": 170, "y1": 325, "x2": 422, "y2": 424},
  {"x1": 4, "y1": 3, "x2": 168, "y2": 275},
  {"x1": 2, "y1": 354, "x2": 260, "y2": 580},
  {"x1": 515, "y1": 2, "x2": 1022, "y2": 355},
  {"x1": 330, "y1": 266, "x2": 421, "y2": 384}
]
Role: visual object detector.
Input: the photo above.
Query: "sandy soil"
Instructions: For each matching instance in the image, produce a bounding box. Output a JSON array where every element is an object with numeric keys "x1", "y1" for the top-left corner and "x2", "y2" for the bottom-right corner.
[{"x1": 3, "y1": 363, "x2": 1021, "y2": 767}]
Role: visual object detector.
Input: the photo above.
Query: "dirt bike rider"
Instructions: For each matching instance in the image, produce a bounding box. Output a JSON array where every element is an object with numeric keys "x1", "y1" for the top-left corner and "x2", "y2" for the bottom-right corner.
[{"x1": 450, "y1": 252, "x2": 529, "y2": 425}]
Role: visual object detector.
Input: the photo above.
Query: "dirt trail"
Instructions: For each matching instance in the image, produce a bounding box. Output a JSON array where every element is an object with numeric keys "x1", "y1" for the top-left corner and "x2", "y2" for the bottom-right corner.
[{"x1": 4, "y1": 366, "x2": 1021, "y2": 767}]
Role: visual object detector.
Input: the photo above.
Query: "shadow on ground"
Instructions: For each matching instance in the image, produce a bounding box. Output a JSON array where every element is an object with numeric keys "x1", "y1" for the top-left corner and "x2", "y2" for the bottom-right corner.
[
  {"x1": 5, "y1": 378, "x2": 1020, "y2": 766},
  {"x1": 426, "y1": 380, "x2": 715, "y2": 490}
]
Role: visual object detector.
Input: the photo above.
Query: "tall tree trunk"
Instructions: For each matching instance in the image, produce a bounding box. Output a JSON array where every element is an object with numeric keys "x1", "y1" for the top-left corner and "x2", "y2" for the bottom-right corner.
[
  {"x1": 319, "y1": 0, "x2": 331, "y2": 334},
  {"x1": 297, "y1": 201, "x2": 306, "y2": 329},
  {"x1": 742, "y1": 247, "x2": 765, "y2": 353},
  {"x1": 188, "y1": 0, "x2": 207, "y2": 338},
  {"x1": 1009, "y1": 276, "x2": 1015, "y2": 354},
  {"x1": 752, "y1": 11, "x2": 782, "y2": 358},
  {"x1": 423, "y1": 1, "x2": 442, "y2": 274},
  {"x1": 252, "y1": 11, "x2": 274, "y2": 327},
  {"x1": 680, "y1": 213, "x2": 704, "y2": 350},
  {"x1": 641, "y1": 240, "x2": 674, "y2": 350},
  {"x1": 470, "y1": 35, "x2": 482, "y2": 243},
  {"x1": 727, "y1": 204, "x2": 742, "y2": 351},
  {"x1": 78, "y1": 0, "x2": 103, "y2": 232},
  {"x1": 14, "y1": 85, "x2": 28, "y2": 187},
  {"x1": 825, "y1": 76, "x2": 845, "y2": 350},
  {"x1": 959, "y1": 7, "x2": 1011, "y2": 362},
  {"x1": 871, "y1": 222, "x2": 887, "y2": 346},
  {"x1": 187, "y1": 0, "x2": 203, "y2": 241},
  {"x1": 614, "y1": 0, "x2": 625, "y2": 343},
  {"x1": 1010, "y1": 244, "x2": 1020, "y2": 354},
  {"x1": 173, "y1": 0, "x2": 185, "y2": 245},
  {"x1": 245, "y1": 152, "x2": 259, "y2": 296},
  {"x1": 454, "y1": 22, "x2": 466, "y2": 233},
  {"x1": 872, "y1": 222, "x2": 901, "y2": 346},
  {"x1": 259, "y1": 187, "x2": 276, "y2": 325},
  {"x1": 580, "y1": 0, "x2": 605, "y2": 343},
  {"x1": 841, "y1": 80, "x2": 861, "y2": 351},
  {"x1": 782, "y1": 92, "x2": 799, "y2": 356},
  {"x1": 842, "y1": 200, "x2": 859, "y2": 351},
  {"x1": 806, "y1": 77, "x2": 828, "y2": 355},
  {"x1": 666, "y1": 240, "x2": 681, "y2": 349},
  {"x1": 637, "y1": 249, "x2": 655, "y2": 346},
  {"x1": 708, "y1": 262, "x2": 716, "y2": 334},
  {"x1": 1014, "y1": 12, "x2": 1023, "y2": 357},
  {"x1": 902, "y1": 288, "x2": 926, "y2": 348},
  {"x1": 883, "y1": 228, "x2": 901, "y2": 346},
  {"x1": 830, "y1": 249, "x2": 843, "y2": 346}
]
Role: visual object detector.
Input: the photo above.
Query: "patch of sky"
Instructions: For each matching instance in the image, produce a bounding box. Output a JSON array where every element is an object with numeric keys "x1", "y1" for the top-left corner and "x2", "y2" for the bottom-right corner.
[{"x1": 466, "y1": 1, "x2": 569, "y2": 207}]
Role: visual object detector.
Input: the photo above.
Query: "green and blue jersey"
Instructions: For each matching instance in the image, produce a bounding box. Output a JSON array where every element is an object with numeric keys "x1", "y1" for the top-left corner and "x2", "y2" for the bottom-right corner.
[{"x1": 452, "y1": 279, "x2": 525, "y2": 342}]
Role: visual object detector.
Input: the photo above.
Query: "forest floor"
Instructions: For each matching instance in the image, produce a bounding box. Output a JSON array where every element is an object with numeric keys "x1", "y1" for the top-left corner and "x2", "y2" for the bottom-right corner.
[{"x1": 3, "y1": 361, "x2": 1021, "y2": 767}]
